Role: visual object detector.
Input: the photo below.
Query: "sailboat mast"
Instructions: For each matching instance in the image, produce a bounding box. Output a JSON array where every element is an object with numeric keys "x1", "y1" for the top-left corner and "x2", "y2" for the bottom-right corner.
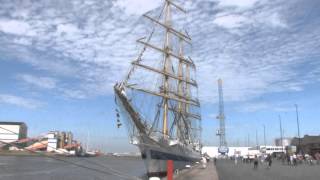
[
  {"x1": 185, "y1": 60, "x2": 191, "y2": 142},
  {"x1": 162, "y1": 1, "x2": 171, "y2": 136}
]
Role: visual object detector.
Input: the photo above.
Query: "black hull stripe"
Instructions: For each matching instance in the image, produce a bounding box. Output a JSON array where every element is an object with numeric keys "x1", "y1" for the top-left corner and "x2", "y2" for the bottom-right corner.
[
  {"x1": 147, "y1": 171, "x2": 167, "y2": 177},
  {"x1": 149, "y1": 150, "x2": 200, "y2": 162}
]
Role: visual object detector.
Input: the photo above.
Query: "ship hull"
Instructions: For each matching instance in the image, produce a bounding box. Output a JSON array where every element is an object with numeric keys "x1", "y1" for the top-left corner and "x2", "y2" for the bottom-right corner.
[
  {"x1": 114, "y1": 87, "x2": 201, "y2": 177},
  {"x1": 138, "y1": 136, "x2": 201, "y2": 177}
]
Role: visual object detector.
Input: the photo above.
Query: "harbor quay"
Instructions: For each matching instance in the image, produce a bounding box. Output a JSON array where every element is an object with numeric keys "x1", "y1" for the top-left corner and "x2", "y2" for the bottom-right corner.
[
  {"x1": 174, "y1": 162, "x2": 219, "y2": 180},
  {"x1": 0, "y1": 154, "x2": 320, "y2": 180},
  {"x1": 159, "y1": 157, "x2": 320, "y2": 180},
  {"x1": 0, "y1": 155, "x2": 146, "y2": 180},
  {"x1": 215, "y1": 158, "x2": 320, "y2": 180}
]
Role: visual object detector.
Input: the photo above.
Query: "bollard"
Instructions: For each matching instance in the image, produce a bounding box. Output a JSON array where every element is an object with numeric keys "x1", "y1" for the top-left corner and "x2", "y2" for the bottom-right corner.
[{"x1": 167, "y1": 160, "x2": 174, "y2": 180}]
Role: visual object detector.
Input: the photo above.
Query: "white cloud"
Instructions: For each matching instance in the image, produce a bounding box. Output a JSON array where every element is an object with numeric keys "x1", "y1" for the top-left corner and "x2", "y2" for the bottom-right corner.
[
  {"x1": 217, "y1": 0, "x2": 259, "y2": 8},
  {"x1": 0, "y1": 0, "x2": 319, "y2": 105},
  {"x1": 12, "y1": 37, "x2": 32, "y2": 46},
  {"x1": 213, "y1": 14, "x2": 250, "y2": 29},
  {"x1": 56, "y1": 24, "x2": 80, "y2": 35},
  {"x1": 0, "y1": 19, "x2": 35, "y2": 36},
  {"x1": 265, "y1": 13, "x2": 287, "y2": 28},
  {"x1": 60, "y1": 89, "x2": 88, "y2": 99},
  {"x1": 114, "y1": 0, "x2": 161, "y2": 15},
  {"x1": 0, "y1": 94, "x2": 43, "y2": 109},
  {"x1": 236, "y1": 101, "x2": 297, "y2": 113},
  {"x1": 236, "y1": 102, "x2": 269, "y2": 112},
  {"x1": 213, "y1": 10, "x2": 287, "y2": 30},
  {"x1": 17, "y1": 74, "x2": 57, "y2": 89}
]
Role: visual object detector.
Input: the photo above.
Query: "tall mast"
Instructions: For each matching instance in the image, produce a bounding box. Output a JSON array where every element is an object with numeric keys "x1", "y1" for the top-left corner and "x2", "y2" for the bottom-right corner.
[
  {"x1": 162, "y1": 1, "x2": 171, "y2": 136},
  {"x1": 185, "y1": 52, "x2": 191, "y2": 142},
  {"x1": 120, "y1": 0, "x2": 201, "y2": 139},
  {"x1": 177, "y1": 38, "x2": 184, "y2": 140}
]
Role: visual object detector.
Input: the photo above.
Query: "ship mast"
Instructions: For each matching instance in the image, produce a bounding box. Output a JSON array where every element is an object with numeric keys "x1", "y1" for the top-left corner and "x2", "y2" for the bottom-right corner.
[
  {"x1": 177, "y1": 38, "x2": 184, "y2": 140},
  {"x1": 162, "y1": 0, "x2": 171, "y2": 136},
  {"x1": 121, "y1": 0, "x2": 201, "y2": 141}
]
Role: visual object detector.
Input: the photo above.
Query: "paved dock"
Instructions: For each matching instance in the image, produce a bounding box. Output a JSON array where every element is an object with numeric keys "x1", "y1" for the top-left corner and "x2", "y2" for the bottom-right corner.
[
  {"x1": 216, "y1": 159, "x2": 320, "y2": 180},
  {"x1": 0, "y1": 156, "x2": 145, "y2": 180},
  {"x1": 175, "y1": 163, "x2": 218, "y2": 180}
]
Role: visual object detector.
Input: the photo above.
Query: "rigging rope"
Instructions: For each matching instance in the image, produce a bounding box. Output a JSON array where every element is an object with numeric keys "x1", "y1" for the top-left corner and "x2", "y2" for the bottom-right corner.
[{"x1": 124, "y1": 4, "x2": 166, "y2": 85}]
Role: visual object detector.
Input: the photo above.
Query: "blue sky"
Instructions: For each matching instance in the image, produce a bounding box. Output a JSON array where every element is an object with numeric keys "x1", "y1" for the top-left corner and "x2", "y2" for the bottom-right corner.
[{"x1": 0, "y1": 0, "x2": 319, "y2": 152}]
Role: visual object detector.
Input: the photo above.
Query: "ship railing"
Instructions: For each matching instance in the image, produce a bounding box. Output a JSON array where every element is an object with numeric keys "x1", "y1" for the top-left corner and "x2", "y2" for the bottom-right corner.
[
  {"x1": 129, "y1": 136, "x2": 140, "y2": 145},
  {"x1": 149, "y1": 131, "x2": 181, "y2": 145},
  {"x1": 149, "y1": 131, "x2": 166, "y2": 141}
]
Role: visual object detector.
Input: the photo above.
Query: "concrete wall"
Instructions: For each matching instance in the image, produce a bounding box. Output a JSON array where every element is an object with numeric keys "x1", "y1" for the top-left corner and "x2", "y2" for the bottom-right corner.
[
  {"x1": 202, "y1": 146, "x2": 250, "y2": 157},
  {"x1": 228, "y1": 147, "x2": 250, "y2": 156},
  {"x1": 202, "y1": 145, "x2": 288, "y2": 158}
]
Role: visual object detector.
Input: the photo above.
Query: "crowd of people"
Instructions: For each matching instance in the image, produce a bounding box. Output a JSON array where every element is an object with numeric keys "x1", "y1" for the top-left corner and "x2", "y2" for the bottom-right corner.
[
  {"x1": 281, "y1": 152, "x2": 320, "y2": 166},
  {"x1": 215, "y1": 152, "x2": 320, "y2": 169}
]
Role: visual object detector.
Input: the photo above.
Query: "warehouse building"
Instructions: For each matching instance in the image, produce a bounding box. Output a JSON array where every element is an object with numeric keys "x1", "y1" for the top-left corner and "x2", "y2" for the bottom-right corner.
[
  {"x1": 291, "y1": 135, "x2": 320, "y2": 156},
  {"x1": 0, "y1": 122, "x2": 27, "y2": 148},
  {"x1": 275, "y1": 137, "x2": 292, "y2": 146},
  {"x1": 46, "y1": 131, "x2": 73, "y2": 152},
  {"x1": 202, "y1": 146, "x2": 250, "y2": 157}
]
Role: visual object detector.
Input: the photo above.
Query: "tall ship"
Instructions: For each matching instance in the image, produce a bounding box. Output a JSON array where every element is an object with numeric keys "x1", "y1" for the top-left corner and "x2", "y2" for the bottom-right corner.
[{"x1": 114, "y1": 0, "x2": 202, "y2": 177}]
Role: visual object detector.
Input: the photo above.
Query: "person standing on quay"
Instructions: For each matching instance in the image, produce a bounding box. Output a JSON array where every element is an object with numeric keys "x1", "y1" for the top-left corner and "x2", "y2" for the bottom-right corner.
[
  {"x1": 213, "y1": 157, "x2": 217, "y2": 165},
  {"x1": 266, "y1": 154, "x2": 272, "y2": 169},
  {"x1": 315, "y1": 152, "x2": 320, "y2": 165},
  {"x1": 293, "y1": 154, "x2": 297, "y2": 166},
  {"x1": 234, "y1": 154, "x2": 238, "y2": 165},
  {"x1": 286, "y1": 154, "x2": 290, "y2": 165},
  {"x1": 201, "y1": 156, "x2": 207, "y2": 169},
  {"x1": 281, "y1": 153, "x2": 286, "y2": 165},
  {"x1": 253, "y1": 155, "x2": 259, "y2": 169}
]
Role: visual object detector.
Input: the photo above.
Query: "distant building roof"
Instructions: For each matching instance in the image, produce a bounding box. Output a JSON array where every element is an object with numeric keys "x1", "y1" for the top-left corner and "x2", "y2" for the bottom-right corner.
[
  {"x1": 0, "y1": 121, "x2": 26, "y2": 126},
  {"x1": 291, "y1": 135, "x2": 320, "y2": 145}
]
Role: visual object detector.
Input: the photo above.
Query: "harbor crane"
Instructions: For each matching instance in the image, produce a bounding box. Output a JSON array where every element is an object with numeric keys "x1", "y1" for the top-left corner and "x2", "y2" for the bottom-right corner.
[{"x1": 216, "y1": 79, "x2": 228, "y2": 155}]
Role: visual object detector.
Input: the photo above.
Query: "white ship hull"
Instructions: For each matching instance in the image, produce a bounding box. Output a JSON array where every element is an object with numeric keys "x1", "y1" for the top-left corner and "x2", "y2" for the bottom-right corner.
[{"x1": 138, "y1": 134, "x2": 201, "y2": 176}]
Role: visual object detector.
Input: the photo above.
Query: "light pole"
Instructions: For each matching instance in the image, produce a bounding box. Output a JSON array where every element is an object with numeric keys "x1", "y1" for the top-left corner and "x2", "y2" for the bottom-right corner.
[
  {"x1": 279, "y1": 115, "x2": 284, "y2": 153},
  {"x1": 263, "y1": 124, "x2": 266, "y2": 148},
  {"x1": 256, "y1": 129, "x2": 259, "y2": 147},
  {"x1": 294, "y1": 104, "x2": 301, "y2": 153}
]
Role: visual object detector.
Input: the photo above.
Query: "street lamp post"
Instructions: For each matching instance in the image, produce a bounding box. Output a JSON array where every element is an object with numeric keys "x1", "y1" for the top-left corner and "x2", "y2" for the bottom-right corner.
[
  {"x1": 256, "y1": 129, "x2": 259, "y2": 147},
  {"x1": 263, "y1": 124, "x2": 266, "y2": 148},
  {"x1": 279, "y1": 115, "x2": 284, "y2": 153},
  {"x1": 294, "y1": 104, "x2": 301, "y2": 154}
]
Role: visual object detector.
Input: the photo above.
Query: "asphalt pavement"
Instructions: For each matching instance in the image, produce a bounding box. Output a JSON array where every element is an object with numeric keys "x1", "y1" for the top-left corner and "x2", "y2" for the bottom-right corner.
[
  {"x1": 175, "y1": 162, "x2": 218, "y2": 180},
  {"x1": 215, "y1": 159, "x2": 320, "y2": 180},
  {"x1": 0, "y1": 155, "x2": 145, "y2": 180}
]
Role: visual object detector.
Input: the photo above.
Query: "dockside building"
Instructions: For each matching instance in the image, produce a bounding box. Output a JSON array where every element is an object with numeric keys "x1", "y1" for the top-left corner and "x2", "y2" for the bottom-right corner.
[{"x1": 0, "y1": 121, "x2": 27, "y2": 148}]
